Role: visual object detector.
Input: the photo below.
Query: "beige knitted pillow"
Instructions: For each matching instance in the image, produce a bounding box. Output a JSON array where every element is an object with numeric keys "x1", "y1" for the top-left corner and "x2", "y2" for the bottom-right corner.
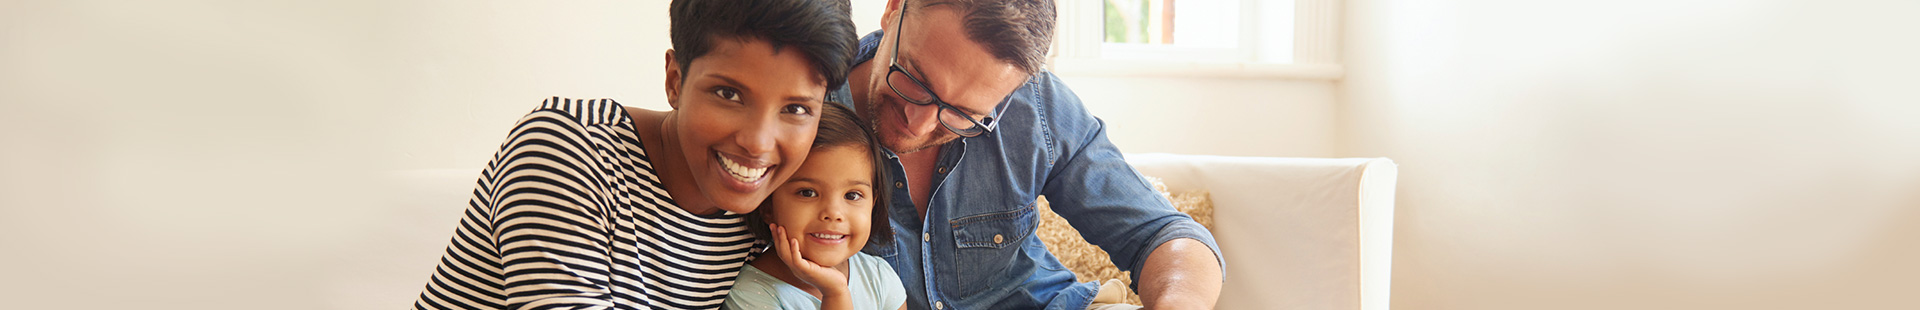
[{"x1": 1033, "y1": 176, "x2": 1213, "y2": 306}]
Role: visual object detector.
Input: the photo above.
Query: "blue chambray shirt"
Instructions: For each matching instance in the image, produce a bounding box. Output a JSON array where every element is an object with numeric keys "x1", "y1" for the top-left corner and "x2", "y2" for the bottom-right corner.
[{"x1": 831, "y1": 30, "x2": 1225, "y2": 310}]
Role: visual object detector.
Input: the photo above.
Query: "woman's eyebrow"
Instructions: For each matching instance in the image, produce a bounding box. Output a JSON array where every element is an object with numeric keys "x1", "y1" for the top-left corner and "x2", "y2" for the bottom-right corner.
[
  {"x1": 784, "y1": 94, "x2": 819, "y2": 103},
  {"x1": 707, "y1": 73, "x2": 754, "y2": 94},
  {"x1": 708, "y1": 72, "x2": 817, "y2": 103}
]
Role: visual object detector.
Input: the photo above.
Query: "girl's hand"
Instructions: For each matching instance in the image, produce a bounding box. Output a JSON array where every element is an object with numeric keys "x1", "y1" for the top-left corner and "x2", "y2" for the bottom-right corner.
[{"x1": 771, "y1": 224, "x2": 851, "y2": 297}]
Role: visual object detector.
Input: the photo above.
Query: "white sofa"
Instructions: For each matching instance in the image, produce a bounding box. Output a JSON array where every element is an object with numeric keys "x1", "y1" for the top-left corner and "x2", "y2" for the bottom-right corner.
[
  {"x1": 365, "y1": 154, "x2": 1396, "y2": 310},
  {"x1": 1123, "y1": 154, "x2": 1397, "y2": 310}
]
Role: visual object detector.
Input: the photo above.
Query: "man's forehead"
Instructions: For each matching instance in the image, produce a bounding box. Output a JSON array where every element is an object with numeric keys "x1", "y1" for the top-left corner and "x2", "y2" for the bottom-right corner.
[{"x1": 897, "y1": 10, "x2": 1026, "y2": 114}]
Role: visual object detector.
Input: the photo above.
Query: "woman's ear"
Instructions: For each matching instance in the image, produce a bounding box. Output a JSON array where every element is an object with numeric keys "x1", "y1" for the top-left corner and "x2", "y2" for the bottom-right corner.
[{"x1": 664, "y1": 49, "x2": 683, "y2": 109}]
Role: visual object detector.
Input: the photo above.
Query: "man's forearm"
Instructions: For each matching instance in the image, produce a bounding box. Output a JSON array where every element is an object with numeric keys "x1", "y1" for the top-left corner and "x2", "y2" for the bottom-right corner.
[{"x1": 1136, "y1": 238, "x2": 1223, "y2": 310}]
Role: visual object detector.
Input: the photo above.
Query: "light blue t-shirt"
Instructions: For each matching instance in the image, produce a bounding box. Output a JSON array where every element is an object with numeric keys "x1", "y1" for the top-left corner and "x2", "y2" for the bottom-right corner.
[{"x1": 724, "y1": 252, "x2": 906, "y2": 310}]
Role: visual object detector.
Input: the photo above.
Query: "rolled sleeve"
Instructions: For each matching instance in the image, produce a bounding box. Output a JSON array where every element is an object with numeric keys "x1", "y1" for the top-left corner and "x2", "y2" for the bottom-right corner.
[{"x1": 1134, "y1": 219, "x2": 1227, "y2": 286}]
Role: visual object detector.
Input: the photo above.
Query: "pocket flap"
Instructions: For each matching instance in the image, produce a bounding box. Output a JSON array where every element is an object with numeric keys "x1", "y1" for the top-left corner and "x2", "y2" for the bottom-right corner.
[{"x1": 950, "y1": 204, "x2": 1037, "y2": 249}]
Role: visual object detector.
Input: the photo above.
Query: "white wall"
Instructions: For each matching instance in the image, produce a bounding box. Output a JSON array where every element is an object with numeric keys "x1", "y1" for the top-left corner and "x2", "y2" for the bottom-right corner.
[
  {"x1": 1342, "y1": 0, "x2": 1920, "y2": 309},
  {"x1": 1066, "y1": 76, "x2": 1339, "y2": 157},
  {"x1": 0, "y1": 1, "x2": 672, "y2": 309}
]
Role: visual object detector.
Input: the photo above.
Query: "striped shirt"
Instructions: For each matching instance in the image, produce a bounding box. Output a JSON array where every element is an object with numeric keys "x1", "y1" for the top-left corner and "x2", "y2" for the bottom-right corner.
[{"x1": 414, "y1": 98, "x2": 758, "y2": 310}]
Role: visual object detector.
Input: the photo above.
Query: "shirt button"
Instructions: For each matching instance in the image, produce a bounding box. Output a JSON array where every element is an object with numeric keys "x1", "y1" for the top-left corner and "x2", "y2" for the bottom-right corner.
[
  {"x1": 935, "y1": 301, "x2": 944, "y2": 309},
  {"x1": 936, "y1": 166, "x2": 948, "y2": 174},
  {"x1": 923, "y1": 233, "x2": 930, "y2": 242},
  {"x1": 894, "y1": 181, "x2": 904, "y2": 188},
  {"x1": 993, "y1": 234, "x2": 1003, "y2": 244}
]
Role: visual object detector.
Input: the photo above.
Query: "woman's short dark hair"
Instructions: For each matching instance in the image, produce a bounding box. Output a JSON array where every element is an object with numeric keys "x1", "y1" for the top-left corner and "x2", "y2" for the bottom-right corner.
[
  {"x1": 669, "y1": 0, "x2": 857, "y2": 91},
  {"x1": 745, "y1": 102, "x2": 894, "y2": 250}
]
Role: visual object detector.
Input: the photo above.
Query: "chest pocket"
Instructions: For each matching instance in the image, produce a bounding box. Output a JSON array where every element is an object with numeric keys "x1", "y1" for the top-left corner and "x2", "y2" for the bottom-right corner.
[
  {"x1": 952, "y1": 204, "x2": 1036, "y2": 249},
  {"x1": 944, "y1": 202, "x2": 1038, "y2": 297}
]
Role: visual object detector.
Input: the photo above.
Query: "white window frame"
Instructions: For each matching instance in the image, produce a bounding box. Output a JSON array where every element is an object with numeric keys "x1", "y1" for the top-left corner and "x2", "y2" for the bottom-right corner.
[{"x1": 1049, "y1": 0, "x2": 1343, "y2": 80}]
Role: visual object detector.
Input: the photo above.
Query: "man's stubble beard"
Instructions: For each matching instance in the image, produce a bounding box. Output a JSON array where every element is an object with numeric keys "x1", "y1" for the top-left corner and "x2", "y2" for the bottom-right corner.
[
  {"x1": 859, "y1": 81, "x2": 956, "y2": 155},
  {"x1": 860, "y1": 93, "x2": 917, "y2": 154}
]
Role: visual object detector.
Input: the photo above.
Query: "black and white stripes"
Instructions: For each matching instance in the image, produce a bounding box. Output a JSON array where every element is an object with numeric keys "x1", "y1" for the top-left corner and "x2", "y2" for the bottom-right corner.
[{"x1": 414, "y1": 98, "x2": 758, "y2": 310}]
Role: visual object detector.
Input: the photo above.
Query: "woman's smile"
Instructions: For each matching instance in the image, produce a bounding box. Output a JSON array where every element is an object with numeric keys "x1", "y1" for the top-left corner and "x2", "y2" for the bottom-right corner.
[{"x1": 716, "y1": 151, "x2": 772, "y2": 190}]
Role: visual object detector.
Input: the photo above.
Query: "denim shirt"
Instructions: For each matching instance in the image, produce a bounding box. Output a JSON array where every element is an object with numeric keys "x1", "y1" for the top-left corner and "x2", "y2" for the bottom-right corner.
[{"x1": 831, "y1": 31, "x2": 1225, "y2": 310}]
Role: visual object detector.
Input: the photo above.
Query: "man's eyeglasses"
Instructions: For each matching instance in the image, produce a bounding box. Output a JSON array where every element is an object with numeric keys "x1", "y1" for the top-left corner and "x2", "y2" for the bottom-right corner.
[{"x1": 885, "y1": 2, "x2": 1010, "y2": 137}]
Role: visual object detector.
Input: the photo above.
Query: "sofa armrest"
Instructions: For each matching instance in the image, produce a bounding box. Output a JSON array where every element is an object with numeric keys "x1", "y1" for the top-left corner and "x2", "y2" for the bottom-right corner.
[{"x1": 1125, "y1": 154, "x2": 1397, "y2": 310}]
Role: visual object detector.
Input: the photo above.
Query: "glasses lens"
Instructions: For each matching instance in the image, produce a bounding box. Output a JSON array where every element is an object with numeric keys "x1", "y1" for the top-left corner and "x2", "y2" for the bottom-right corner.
[
  {"x1": 938, "y1": 106, "x2": 985, "y2": 137},
  {"x1": 888, "y1": 69, "x2": 936, "y2": 105}
]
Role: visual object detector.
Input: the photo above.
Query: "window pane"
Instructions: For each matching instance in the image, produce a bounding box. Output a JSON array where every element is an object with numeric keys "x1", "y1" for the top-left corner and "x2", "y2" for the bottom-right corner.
[
  {"x1": 1102, "y1": 0, "x2": 1239, "y2": 47},
  {"x1": 1103, "y1": 0, "x2": 1153, "y2": 44}
]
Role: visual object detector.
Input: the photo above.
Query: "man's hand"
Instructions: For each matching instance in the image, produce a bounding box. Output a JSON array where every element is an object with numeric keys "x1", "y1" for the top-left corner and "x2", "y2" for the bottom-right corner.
[{"x1": 1135, "y1": 238, "x2": 1222, "y2": 310}]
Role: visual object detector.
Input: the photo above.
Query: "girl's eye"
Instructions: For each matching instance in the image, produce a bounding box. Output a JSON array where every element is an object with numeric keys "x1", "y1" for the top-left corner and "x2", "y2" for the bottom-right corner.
[
  {"x1": 783, "y1": 104, "x2": 813, "y2": 116},
  {"x1": 713, "y1": 87, "x2": 741, "y2": 101},
  {"x1": 843, "y1": 191, "x2": 865, "y2": 201},
  {"x1": 796, "y1": 188, "x2": 818, "y2": 198}
]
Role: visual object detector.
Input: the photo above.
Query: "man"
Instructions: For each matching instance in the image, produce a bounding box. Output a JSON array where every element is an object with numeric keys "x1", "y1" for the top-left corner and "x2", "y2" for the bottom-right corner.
[{"x1": 827, "y1": 0, "x2": 1225, "y2": 309}]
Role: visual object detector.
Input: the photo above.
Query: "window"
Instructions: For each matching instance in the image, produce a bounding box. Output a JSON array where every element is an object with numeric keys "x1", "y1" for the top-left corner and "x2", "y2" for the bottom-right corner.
[
  {"x1": 1052, "y1": 0, "x2": 1340, "y2": 79},
  {"x1": 1099, "y1": 0, "x2": 1251, "y2": 60}
]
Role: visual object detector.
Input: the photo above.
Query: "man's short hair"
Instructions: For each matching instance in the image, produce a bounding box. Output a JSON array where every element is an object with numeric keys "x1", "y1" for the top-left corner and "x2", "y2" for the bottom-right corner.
[
  {"x1": 669, "y1": 0, "x2": 857, "y2": 90},
  {"x1": 920, "y1": 0, "x2": 1057, "y2": 74}
]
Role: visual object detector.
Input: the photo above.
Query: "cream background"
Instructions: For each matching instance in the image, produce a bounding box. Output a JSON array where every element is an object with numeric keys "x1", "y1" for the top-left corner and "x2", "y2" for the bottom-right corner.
[
  {"x1": 2, "y1": 0, "x2": 1915, "y2": 309},
  {"x1": 1343, "y1": 0, "x2": 1920, "y2": 309}
]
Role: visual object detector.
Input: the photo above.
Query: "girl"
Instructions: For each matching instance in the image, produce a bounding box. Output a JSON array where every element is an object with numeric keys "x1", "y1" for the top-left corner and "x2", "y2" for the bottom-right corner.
[{"x1": 725, "y1": 103, "x2": 906, "y2": 310}]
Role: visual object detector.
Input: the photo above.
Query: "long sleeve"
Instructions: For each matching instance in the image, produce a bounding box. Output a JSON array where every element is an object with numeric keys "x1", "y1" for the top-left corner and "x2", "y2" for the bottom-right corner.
[{"x1": 1031, "y1": 74, "x2": 1226, "y2": 287}]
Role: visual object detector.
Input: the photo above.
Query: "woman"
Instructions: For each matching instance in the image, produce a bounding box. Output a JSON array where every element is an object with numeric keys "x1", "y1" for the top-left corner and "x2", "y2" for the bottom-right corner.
[{"x1": 411, "y1": 0, "x2": 856, "y2": 309}]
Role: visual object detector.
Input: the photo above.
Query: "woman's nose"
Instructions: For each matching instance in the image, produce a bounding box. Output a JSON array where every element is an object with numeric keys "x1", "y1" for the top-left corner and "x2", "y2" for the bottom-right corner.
[{"x1": 734, "y1": 113, "x2": 778, "y2": 156}]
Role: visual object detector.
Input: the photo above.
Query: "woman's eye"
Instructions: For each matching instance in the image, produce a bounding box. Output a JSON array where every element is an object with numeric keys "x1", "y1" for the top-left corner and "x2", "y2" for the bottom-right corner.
[
  {"x1": 843, "y1": 191, "x2": 865, "y2": 201},
  {"x1": 796, "y1": 188, "x2": 818, "y2": 198},
  {"x1": 783, "y1": 104, "x2": 813, "y2": 116},
  {"x1": 713, "y1": 87, "x2": 741, "y2": 101}
]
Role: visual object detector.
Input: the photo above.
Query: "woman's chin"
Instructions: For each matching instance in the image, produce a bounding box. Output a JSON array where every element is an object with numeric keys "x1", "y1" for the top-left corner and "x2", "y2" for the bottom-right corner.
[
  {"x1": 694, "y1": 175, "x2": 774, "y2": 214},
  {"x1": 709, "y1": 195, "x2": 764, "y2": 214}
]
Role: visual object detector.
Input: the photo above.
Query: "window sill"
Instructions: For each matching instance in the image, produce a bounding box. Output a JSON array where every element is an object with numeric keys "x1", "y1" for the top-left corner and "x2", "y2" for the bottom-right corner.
[{"x1": 1049, "y1": 58, "x2": 1344, "y2": 81}]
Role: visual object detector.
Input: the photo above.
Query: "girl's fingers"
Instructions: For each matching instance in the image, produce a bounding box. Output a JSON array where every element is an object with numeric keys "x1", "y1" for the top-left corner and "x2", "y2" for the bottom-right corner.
[
  {"x1": 772, "y1": 224, "x2": 799, "y2": 270},
  {"x1": 773, "y1": 225, "x2": 791, "y2": 252},
  {"x1": 775, "y1": 225, "x2": 806, "y2": 269},
  {"x1": 790, "y1": 237, "x2": 807, "y2": 267}
]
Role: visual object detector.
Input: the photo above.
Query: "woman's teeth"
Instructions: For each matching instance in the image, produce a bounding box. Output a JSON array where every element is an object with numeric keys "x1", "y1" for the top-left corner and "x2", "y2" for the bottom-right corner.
[
  {"x1": 718, "y1": 155, "x2": 767, "y2": 182},
  {"x1": 808, "y1": 233, "x2": 846, "y2": 240}
]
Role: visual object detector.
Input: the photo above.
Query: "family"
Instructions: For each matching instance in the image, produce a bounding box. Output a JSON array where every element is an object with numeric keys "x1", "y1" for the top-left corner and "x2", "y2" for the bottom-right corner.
[{"x1": 412, "y1": 0, "x2": 1222, "y2": 309}]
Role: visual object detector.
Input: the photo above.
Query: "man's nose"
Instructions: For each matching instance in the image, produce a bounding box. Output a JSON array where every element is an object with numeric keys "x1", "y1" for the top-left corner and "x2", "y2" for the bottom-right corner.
[{"x1": 901, "y1": 99, "x2": 943, "y2": 134}]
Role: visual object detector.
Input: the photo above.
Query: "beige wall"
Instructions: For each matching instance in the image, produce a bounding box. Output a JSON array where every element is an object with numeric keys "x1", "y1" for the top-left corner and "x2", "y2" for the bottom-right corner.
[{"x1": 1342, "y1": 0, "x2": 1920, "y2": 309}]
